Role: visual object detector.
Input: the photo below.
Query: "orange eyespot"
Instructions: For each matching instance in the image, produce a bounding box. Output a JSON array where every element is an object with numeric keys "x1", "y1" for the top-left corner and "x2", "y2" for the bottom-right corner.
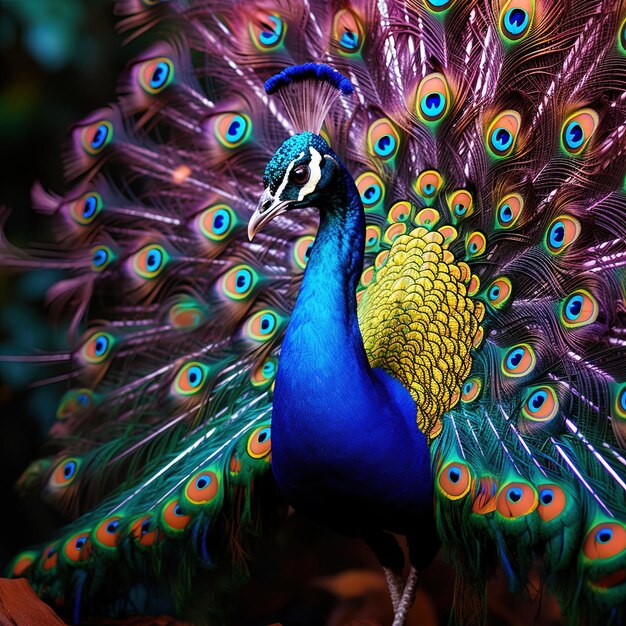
[
  {"x1": 69, "y1": 192, "x2": 103, "y2": 225},
  {"x1": 521, "y1": 386, "x2": 559, "y2": 421},
  {"x1": 448, "y1": 190, "x2": 473, "y2": 220},
  {"x1": 461, "y1": 377, "x2": 481, "y2": 402},
  {"x1": 499, "y1": 0, "x2": 534, "y2": 42},
  {"x1": 545, "y1": 215, "x2": 581, "y2": 254},
  {"x1": 249, "y1": 11, "x2": 285, "y2": 50},
  {"x1": 415, "y1": 170, "x2": 443, "y2": 199},
  {"x1": 94, "y1": 516, "x2": 123, "y2": 549},
  {"x1": 333, "y1": 9, "x2": 364, "y2": 53},
  {"x1": 388, "y1": 201, "x2": 411, "y2": 223},
  {"x1": 415, "y1": 207, "x2": 440, "y2": 227},
  {"x1": 383, "y1": 222, "x2": 407, "y2": 245},
  {"x1": 198, "y1": 204, "x2": 236, "y2": 242},
  {"x1": 49, "y1": 458, "x2": 80, "y2": 488},
  {"x1": 486, "y1": 110, "x2": 521, "y2": 158},
  {"x1": 367, "y1": 118, "x2": 400, "y2": 159},
  {"x1": 184, "y1": 470, "x2": 219, "y2": 505},
  {"x1": 130, "y1": 515, "x2": 160, "y2": 547},
  {"x1": 41, "y1": 544, "x2": 59, "y2": 572},
  {"x1": 495, "y1": 193, "x2": 524, "y2": 229},
  {"x1": 583, "y1": 522, "x2": 626, "y2": 560},
  {"x1": 172, "y1": 361, "x2": 209, "y2": 396},
  {"x1": 168, "y1": 301, "x2": 206, "y2": 330},
  {"x1": 485, "y1": 277, "x2": 512, "y2": 309},
  {"x1": 375, "y1": 250, "x2": 389, "y2": 269},
  {"x1": 437, "y1": 462, "x2": 472, "y2": 500},
  {"x1": 56, "y1": 388, "x2": 95, "y2": 420},
  {"x1": 80, "y1": 331, "x2": 115, "y2": 365},
  {"x1": 10, "y1": 552, "x2": 36, "y2": 578},
  {"x1": 355, "y1": 172, "x2": 385, "y2": 210},
  {"x1": 162, "y1": 499, "x2": 191, "y2": 532},
  {"x1": 537, "y1": 484, "x2": 567, "y2": 523},
  {"x1": 219, "y1": 264, "x2": 258, "y2": 301},
  {"x1": 502, "y1": 343, "x2": 536, "y2": 377},
  {"x1": 496, "y1": 482, "x2": 538, "y2": 518},
  {"x1": 132, "y1": 244, "x2": 169, "y2": 280},
  {"x1": 360, "y1": 266, "x2": 375, "y2": 288},
  {"x1": 416, "y1": 73, "x2": 451, "y2": 124},
  {"x1": 63, "y1": 532, "x2": 91, "y2": 563},
  {"x1": 80, "y1": 120, "x2": 113, "y2": 155},
  {"x1": 138, "y1": 56, "x2": 174, "y2": 94},
  {"x1": 214, "y1": 112, "x2": 252, "y2": 148},
  {"x1": 251, "y1": 357, "x2": 277, "y2": 388},
  {"x1": 466, "y1": 232, "x2": 486, "y2": 258},
  {"x1": 365, "y1": 225, "x2": 381, "y2": 252},
  {"x1": 561, "y1": 289, "x2": 599, "y2": 328},
  {"x1": 293, "y1": 235, "x2": 315, "y2": 270},
  {"x1": 561, "y1": 108, "x2": 598, "y2": 155},
  {"x1": 247, "y1": 425, "x2": 272, "y2": 459},
  {"x1": 244, "y1": 309, "x2": 281, "y2": 342},
  {"x1": 467, "y1": 275, "x2": 480, "y2": 297}
]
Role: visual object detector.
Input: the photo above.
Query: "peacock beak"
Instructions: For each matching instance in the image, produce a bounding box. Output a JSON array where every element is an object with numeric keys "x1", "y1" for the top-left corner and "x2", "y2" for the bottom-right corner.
[{"x1": 248, "y1": 190, "x2": 292, "y2": 240}]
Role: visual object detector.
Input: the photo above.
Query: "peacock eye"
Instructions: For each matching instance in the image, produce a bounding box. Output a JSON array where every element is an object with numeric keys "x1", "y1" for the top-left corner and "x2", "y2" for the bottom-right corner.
[{"x1": 291, "y1": 165, "x2": 310, "y2": 185}]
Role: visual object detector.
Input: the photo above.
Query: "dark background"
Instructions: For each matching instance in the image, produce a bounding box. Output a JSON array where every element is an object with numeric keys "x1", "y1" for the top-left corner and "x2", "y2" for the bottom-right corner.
[{"x1": 0, "y1": 2, "x2": 565, "y2": 624}]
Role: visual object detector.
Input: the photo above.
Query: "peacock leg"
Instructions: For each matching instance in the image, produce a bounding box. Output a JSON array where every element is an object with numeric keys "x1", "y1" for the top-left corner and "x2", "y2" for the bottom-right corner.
[
  {"x1": 391, "y1": 566, "x2": 418, "y2": 626},
  {"x1": 383, "y1": 566, "x2": 403, "y2": 611}
]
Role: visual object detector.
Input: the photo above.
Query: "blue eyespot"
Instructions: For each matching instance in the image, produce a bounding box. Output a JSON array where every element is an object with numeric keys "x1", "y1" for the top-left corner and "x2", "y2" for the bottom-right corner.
[
  {"x1": 564, "y1": 294, "x2": 583, "y2": 321},
  {"x1": 94, "y1": 336, "x2": 109, "y2": 358},
  {"x1": 597, "y1": 528, "x2": 613, "y2": 544},
  {"x1": 375, "y1": 134, "x2": 396, "y2": 157},
  {"x1": 146, "y1": 249, "x2": 163, "y2": 272},
  {"x1": 463, "y1": 382, "x2": 473, "y2": 395},
  {"x1": 235, "y1": 268, "x2": 252, "y2": 293},
  {"x1": 491, "y1": 127, "x2": 513, "y2": 152},
  {"x1": 499, "y1": 203, "x2": 513, "y2": 223},
  {"x1": 548, "y1": 221, "x2": 565, "y2": 248},
  {"x1": 82, "y1": 195, "x2": 98, "y2": 219},
  {"x1": 489, "y1": 285, "x2": 501, "y2": 301},
  {"x1": 262, "y1": 360, "x2": 276, "y2": 378},
  {"x1": 75, "y1": 537, "x2": 86, "y2": 550},
  {"x1": 259, "y1": 15, "x2": 283, "y2": 46},
  {"x1": 174, "y1": 504, "x2": 184, "y2": 516},
  {"x1": 91, "y1": 124, "x2": 110, "y2": 150},
  {"x1": 92, "y1": 248, "x2": 109, "y2": 268},
  {"x1": 63, "y1": 460, "x2": 77, "y2": 480},
  {"x1": 141, "y1": 520, "x2": 151, "y2": 536},
  {"x1": 212, "y1": 209, "x2": 231, "y2": 236},
  {"x1": 448, "y1": 467, "x2": 461, "y2": 483},
  {"x1": 361, "y1": 184, "x2": 382, "y2": 205},
  {"x1": 503, "y1": 8, "x2": 529, "y2": 35},
  {"x1": 506, "y1": 348, "x2": 524, "y2": 370},
  {"x1": 454, "y1": 202, "x2": 467, "y2": 216},
  {"x1": 257, "y1": 427, "x2": 271, "y2": 444},
  {"x1": 340, "y1": 30, "x2": 359, "y2": 50},
  {"x1": 423, "y1": 184, "x2": 435, "y2": 196},
  {"x1": 150, "y1": 61, "x2": 171, "y2": 89},
  {"x1": 565, "y1": 121, "x2": 584, "y2": 149},
  {"x1": 539, "y1": 488, "x2": 554, "y2": 505},
  {"x1": 507, "y1": 487, "x2": 523, "y2": 503},
  {"x1": 527, "y1": 389, "x2": 547, "y2": 413},
  {"x1": 195, "y1": 475, "x2": 212, "y2": 490},
  {"x1": 226, "y1": 115, "x2": 247, "y2": 143},
  {"x1": 47, "y1": 547, "x2": 56, "y2": 558},
  {"x1": 186, "y1": 366, "x2": 203, "y2": 388},
  {"x1": 259, "y1": 313, "x2": 276, "y2": 335},
  {"x1": 106, "y1": 520, "x2": 119, "y2": 534},
  {"x1": 421, "y1": 92, "x2": 445, "y2": 117}
]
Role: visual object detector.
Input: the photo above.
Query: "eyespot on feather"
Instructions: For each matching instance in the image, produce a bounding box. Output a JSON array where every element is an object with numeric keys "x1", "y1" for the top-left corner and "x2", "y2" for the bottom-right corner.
[
  {"x1": 80, "y1": 120, "x2": 113, "y2": 155},
  {"x1": 10, "y1": 552, "x2": 36, "y2": 578},
  {"x1": 63, "y1": 531, "x2": 91, "y2": 564},
  {"x1": 333, "y1": 9, "x2": 363, "y2": 53},
  {"x1": 162, "y1": 499, "x2": 191, "y2": 532},
  {"x1": 448, "y1": 190, "x2": 473, "y2": 220},
  {"x1": 560, "y1": 289, "x2": 599, "y2": 328},
  {"x1": 438, "y1": 462, "x2": 472, "y2": 500},
  {"x1": 461, "y1": 377, "x2": 481, "y2": 402},
  {"x1": 56, "y1": 388, "x2": 95, "y2": 420},
  {"x1": 367, "y1": 118, "x2": 400, "y2": 159},
  {"x1": 172, "y1": 361, "x2": 209, "y2": 396},
  {"x1": 388, "y1": 201, "x2": 411, "y2": 223},
  {"x1": 81, "y1": 331, "x2": 115, "y2": 364},
  {"x1": 466, "y1": 232, "x2": 486, "y2": 258},
  {"x1": 485, "y1": 277, "x2": 512, "y2": 309},
  {"x1": 383, "y1": 222, "x2": 407, "y2": 245},
  {"x1": 416, "y1": 73, "x2": 451, "y2": 124},
  {"x1": 169, "y1": 300, "x2": 206, "y2": 330},
  {"x1": 198, "y1": 204, "x2": 236, "y2": 242},
  {"x1": 365, "y1": 225, "x2": 381, "y2": 252},
  {"x1": 499, "y1": 0, "x2": 534, "y2": 42},
  {"x1": 614, "y1": 384, "x2": 626, "y2": 420},
  {"x1": 251, "y1": 357, "x2": 277, "y2": 388},
  {"x1": 247, "y1": 425, "x2": 272, "y2": 459},
  {"x1": 184, "y1": 470, "x2": 219, "y2": 505},
  {"x1": 94, "y1": 516, "x2": 123, "y2": 549},
  {"x1": 486, "y1": 110, "x2": 521, "y2": 158},
  {"x1": 138, "y1": 57, "x2": 174, "y2": 94},
  {"x1": 356, "y1": 172, "x2": 385, "y2": 210},
  {"x1": 583, "y1": 522, "x2": 626, "y2": 560},
  {"x1": 49, "y1": 458, "x2": 80, "y2": 488},
  {"x1": 360, "y1": 266, "x2": 375, "y2": 288},
  {"x1": 91, "y1": 245, "x2": 115, "y2": 272},
  {"x1": 293, "y1": 235, "x2": 315, "y2": 269},
  {"x1": 502, "y1": 343, "x2": 536, "y2": 377},
  {"x1": 521, "y1": 386, "x2": 559, "y2": 421},
  {"x1": 214, "y1": 113, "x2": 252, "y2": 148},
  {"x1": 619, "y1": 16, "x2": 626, "y2": 54},
  {"x1": 130, "y1": 515, "x2": 160, "y2": 547},
  {"x1": 415, "y1": 207, "x2": 440, "y2": 228},
  {"x1": 415, "y1": 170, "x2": 443, "y2": 199},
  {"x1": 219, "y1": 264, "x2": 258, "y2": 300},
  {"x1": 496, "y1": 482, "x2": 538, "y2": 518},
  {"x1": 69, "y1": 192, "x2": 103, "y2": 225},
  {"x1": 545, "y1": 215, "x2": 581, "y2": 254},
  {"x1": 495, "y1": 193, "x2": 523, "y2": 229},
  {"x1": 249, "y1": 11, "x2": 285, "y2": 50},
  {"x1": 245, "y1": 309, "x2": 281, "y2": 342},
  {"x1": 561, "y1": 109, "x2": 598, "y2": 155},
  {"x1": 423, "y1": 0, "x2": 456, "y2": 13},
  {"x1": 41, "y1": 544, "x2": 58, "y2": 572},
  {"x1": 132, "y1": 244, "x2": 169, "y2": 279},
  {"x1": 537, "y1": 484, "x2": 567, "y2": 522}
]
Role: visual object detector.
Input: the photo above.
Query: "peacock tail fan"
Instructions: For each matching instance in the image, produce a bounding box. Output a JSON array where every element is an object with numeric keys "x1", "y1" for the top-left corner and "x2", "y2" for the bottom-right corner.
[{"x1": 1, "y1": 0, "x2": 626, "y2": 624}]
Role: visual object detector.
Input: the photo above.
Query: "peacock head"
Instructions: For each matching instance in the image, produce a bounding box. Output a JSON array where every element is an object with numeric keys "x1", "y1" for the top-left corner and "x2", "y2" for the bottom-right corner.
[{"x1": 248, "y1": 131, "x2": 341, "y2": 239}]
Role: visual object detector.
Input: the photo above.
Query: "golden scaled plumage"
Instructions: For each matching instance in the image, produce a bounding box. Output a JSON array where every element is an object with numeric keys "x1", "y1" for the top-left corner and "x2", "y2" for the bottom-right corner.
[{"x1": 358, "y1": 226, "x2": 484, "y2": 441}]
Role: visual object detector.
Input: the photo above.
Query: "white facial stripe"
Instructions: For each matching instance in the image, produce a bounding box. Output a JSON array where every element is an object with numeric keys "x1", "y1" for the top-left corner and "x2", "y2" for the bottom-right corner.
[
  {"x1": 298, "y1": 147, "x2": 322, "y2": 201},
  {"x1": 275, "y1": 160, "x2": 295, "y2": 202}
]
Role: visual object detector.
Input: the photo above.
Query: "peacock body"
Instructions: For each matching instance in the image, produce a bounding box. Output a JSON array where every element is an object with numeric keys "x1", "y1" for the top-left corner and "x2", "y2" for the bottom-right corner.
[{"x1": 3, "y1": 0, "x2": 626, "y2": 624}]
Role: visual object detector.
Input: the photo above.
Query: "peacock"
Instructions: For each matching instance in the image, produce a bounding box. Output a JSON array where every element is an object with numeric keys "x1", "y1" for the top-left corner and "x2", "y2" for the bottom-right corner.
[{"x1": 2, "y1": 0, "x2": 626, "y2": 624}]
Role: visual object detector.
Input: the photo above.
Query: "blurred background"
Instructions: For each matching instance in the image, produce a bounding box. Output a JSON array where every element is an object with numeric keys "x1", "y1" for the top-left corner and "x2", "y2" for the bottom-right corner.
[{"x1": 0, "y1": 2, "x2": 566, "y2": 624}]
